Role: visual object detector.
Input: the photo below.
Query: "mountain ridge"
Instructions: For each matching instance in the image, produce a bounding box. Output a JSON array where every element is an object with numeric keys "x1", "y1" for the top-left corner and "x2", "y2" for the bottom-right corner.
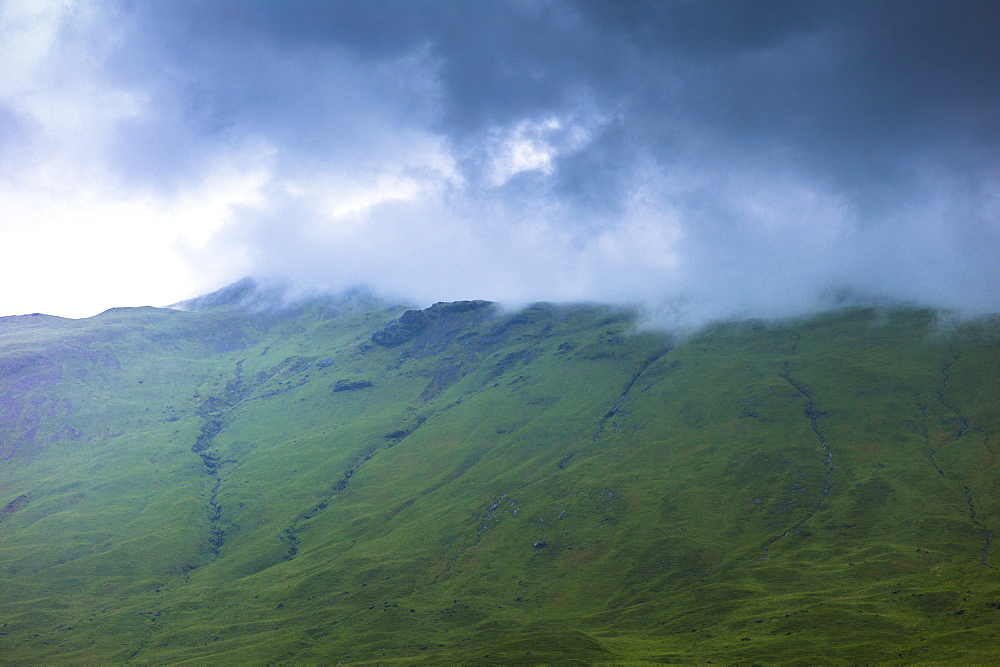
[{"x1": 0, "y1": 283, "x2": 998, "y2": 663}]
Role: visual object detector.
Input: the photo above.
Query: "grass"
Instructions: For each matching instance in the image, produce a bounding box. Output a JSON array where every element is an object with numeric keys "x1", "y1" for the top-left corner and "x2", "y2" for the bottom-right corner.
[{"x1": 0, "y1": 293, "x2": 998, "y2": 663}]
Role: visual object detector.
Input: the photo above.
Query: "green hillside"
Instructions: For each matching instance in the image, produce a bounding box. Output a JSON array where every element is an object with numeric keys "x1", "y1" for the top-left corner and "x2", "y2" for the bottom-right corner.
[{"x1": 1, "y1": 282, "x2": 998, "y2": 664}]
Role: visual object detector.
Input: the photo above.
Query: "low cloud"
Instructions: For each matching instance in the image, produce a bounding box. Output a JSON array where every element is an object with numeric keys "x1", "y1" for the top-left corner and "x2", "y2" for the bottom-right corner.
[{"x1": 1, "y1": 1, "x2": 997, "y2": 324}]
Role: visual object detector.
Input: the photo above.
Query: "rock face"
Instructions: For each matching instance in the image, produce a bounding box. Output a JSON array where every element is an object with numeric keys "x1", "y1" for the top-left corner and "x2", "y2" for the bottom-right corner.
[
  {"x1": 372, "y1": 300, "x2": 493, "y2": 347},
  {"x1": 372, "y1": 309, "x2": 431, "y2": 347},
  {"x1": 1, "y1": 492, "x2": 30, "y2": 518},
  {"x1": 333, "y1": 379, "x2": 373, "y2": 392}
]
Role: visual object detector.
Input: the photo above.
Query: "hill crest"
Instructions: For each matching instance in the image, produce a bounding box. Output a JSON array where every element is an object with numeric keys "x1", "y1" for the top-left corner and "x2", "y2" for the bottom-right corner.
[{"x1": 0, "y1": 287, "x2": 998, "y2": 663}]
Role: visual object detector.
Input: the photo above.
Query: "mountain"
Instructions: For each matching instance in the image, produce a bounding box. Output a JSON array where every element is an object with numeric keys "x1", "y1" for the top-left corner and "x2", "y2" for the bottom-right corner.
[{"x1": 1, "y1": 282, "x2": 998, "y2": 663}]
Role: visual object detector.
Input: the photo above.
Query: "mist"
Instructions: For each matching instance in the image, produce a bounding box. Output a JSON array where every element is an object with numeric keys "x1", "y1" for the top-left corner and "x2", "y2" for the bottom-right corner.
[{"x1": 0, "y1": 0, "x2": 996, "y2": 325}]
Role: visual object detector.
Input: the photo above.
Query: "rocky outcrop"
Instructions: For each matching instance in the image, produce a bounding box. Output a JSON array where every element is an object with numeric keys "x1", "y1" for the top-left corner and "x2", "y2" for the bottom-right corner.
[
  {"x1": 1, "y1": 492, "x2": 30, "y2": 518},
  {"x1": 372, "y1": 301, "x2": 493, "y2": 348},
  {"x1": 333, "y1": 379, "x2": 374, "y2": 392}
]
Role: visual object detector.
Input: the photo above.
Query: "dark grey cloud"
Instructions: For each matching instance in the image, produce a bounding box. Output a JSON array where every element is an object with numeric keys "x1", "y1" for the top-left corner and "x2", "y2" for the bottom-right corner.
[
  {"x1": 105, "y1": 1, "x2": 1000, "y2": 190},
  {"x1": 2, "y1": 0, "x2": 997, "y2": 323}
]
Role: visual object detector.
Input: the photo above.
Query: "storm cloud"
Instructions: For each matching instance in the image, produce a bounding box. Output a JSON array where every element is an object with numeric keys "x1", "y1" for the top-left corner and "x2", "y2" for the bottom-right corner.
[{"x1": 1, "y1": 0, "x2": 997, "y2": 324}]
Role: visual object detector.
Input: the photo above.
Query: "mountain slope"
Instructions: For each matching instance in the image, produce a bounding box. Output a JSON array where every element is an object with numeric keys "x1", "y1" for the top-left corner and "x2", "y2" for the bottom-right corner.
[{"x1": 0, "y1": 287, "x2": 998, "y2": 663}]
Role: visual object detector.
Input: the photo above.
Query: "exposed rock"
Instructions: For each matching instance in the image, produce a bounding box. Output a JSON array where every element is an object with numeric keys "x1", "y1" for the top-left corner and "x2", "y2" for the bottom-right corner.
[
  {"x1": 372, "y1": 309, "x2": 431, "y2": 347},
  {"x1": 371, "y1": 301, "x2": 493, "y2": 348},
  {"x1": 1, "y1": 492, "x2": 31, "y2": 517},
  {"x1": 333, "y1": 379, "x2": 373, "y2": 392}
]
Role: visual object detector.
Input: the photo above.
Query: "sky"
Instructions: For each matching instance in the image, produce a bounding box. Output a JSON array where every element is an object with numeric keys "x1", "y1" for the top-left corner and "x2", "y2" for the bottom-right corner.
[{"x1": 0, "y1": 0, "x2": 997, "y2": 325}]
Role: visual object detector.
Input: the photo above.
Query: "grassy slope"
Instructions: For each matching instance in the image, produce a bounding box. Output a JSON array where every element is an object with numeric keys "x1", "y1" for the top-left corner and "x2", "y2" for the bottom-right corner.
[{"x1": 0, "y1": 296, "x2": 998, "y2": 664}]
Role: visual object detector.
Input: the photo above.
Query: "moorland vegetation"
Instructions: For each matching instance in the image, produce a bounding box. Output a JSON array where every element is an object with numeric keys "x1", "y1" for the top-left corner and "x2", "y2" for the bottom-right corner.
[{"x1": 0, "y1": 281, "x2": 998, "y2": 663}]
